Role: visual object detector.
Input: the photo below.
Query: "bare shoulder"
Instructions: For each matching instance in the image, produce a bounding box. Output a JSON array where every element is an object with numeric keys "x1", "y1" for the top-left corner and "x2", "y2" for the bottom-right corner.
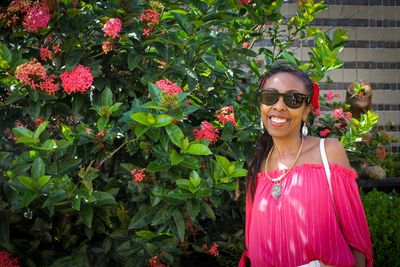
[{"x1": 324, "y1": 138, "x2": 351, "y2": 168}]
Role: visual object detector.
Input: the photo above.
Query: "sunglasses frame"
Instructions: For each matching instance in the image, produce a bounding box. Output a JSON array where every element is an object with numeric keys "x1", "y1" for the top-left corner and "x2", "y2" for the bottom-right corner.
[{"x1": 259, "y1": 89, "x2": 311, "y2": 109}]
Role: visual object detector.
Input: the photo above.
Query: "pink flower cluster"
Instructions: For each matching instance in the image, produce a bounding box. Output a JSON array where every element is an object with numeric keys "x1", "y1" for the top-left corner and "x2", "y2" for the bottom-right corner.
[
  {"x1": 215, "y1": 106, "x2": 237, "y2": 127},
  {"x1": 40, "y1": 45, "x2": 53, "y2": 61},
  {"x1": 101, "y1": 41, "x2": 115, "y2": 54},
  {"x1": 149, "y1": 256, "x2": 166, "y2": 267},
  {"x1": 15, "y1": 59, "x2": 47, "y2": 89},
  {"x1": 193, "y1": 121, "x2": 219, "y2": 144},
  {"x1": 202, "y1": 242, "x2": 219, "y2": 257},
  {"x1": 139, "y1": 9, "x2": 160, "y2": 37},
  {"x1": 60, "y1": 64, "x2": 94, "y2": 94},
  {"x1": 102, "y1": 18, "x2": 122, "y2": 38},
  {"x1": 332, "y1": 108, "x2": 352, "y2": 120},
  {"x1": 39, "y1": 75, "x2": 59, "y2": 95},
  {"x1": 131, "y1": 168, "x2": 146, "y2": 183},
  {"x1": 22, "y1": 3, "x2": 51, "y2": 32},
  {"x1": 242, "y1": 41, "x2": 251, "y2": 48},
  {"x1": 240, "y1": 0, "x2": 251, "y2": 4},
  {"x1": 320, "y1": 129, "x2": 331, "y2": 137},
  {"x1": 155, "y1": 79, "x2": 182, "y2": 95},
  {"x1": 0, "y1": 251, "x2": 20, "y2": 267}
]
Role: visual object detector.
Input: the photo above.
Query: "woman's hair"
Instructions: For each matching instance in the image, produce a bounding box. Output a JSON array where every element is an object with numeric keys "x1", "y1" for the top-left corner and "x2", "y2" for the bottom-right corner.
[{"x1": 246, "y1": 63, "x2": 314, "y2": 200}]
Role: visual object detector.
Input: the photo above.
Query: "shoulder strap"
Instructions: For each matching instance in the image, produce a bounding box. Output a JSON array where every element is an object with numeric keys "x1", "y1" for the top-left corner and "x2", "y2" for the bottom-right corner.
[{"x1": 319, "y1": 139, "x2": 342, "y2": 230}]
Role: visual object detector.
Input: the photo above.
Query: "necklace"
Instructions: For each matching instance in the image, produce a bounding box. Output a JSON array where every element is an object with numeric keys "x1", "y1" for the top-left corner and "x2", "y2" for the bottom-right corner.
[{"x1": 265, "y1": 136, "x2": 304, "y2": 200}]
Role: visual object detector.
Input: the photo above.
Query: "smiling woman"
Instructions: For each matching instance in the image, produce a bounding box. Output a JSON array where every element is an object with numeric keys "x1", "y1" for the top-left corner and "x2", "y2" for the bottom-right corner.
[{"x1": 239, "y1": 63, "x2": 373, "y2": 267}]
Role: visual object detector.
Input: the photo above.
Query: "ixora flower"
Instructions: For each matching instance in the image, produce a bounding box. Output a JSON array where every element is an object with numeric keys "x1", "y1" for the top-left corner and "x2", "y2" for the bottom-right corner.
[
  {"x1": 39, "y1": 75, "x2": 59, "y2": 95},
  {"x1": 215, "y1": 105, "x2": 237, "y2": 126},
  {"x1": 325, "y1": 91, "x2": 335, "y2": 100},
  {"x1": 0, "y1": 251, "x2": 20, "y2": 267},
  {"x1": 40, "y1": 45, "x2": 53, "y2": 61},
  {"x1": 15, "y1": 59, "x2": 47, "y2": 89},
  {"x1": 131, "y1": 168, "x2": 146, "y2": 183},
  {"x1": 148, "y1": 255, "x2": 166, "y2": 267},
  {"x1": 320, "y1": 128, "x2": 331, "y2": 137},
  {"x1": 102, "y1": 18, "x2": 122, "y2": 38},
  {"x1": 101, "y1": 41, "x2": 115, "y2": 54},
  {"x1": 60, "y1": 64, "x2": 93, "y2": 94},
  {"x1": 22, "y1": 3, "x2": 51, "y2": 32},
  {"x1": 155, "y1": 79, "x2": 182, "y2": 94},
  {"x1": 193, "y1": 121, "x2": 219, "y2": 144},
  {"x1": 139, "y1": 9, "x2": 160, "y2": 37}
]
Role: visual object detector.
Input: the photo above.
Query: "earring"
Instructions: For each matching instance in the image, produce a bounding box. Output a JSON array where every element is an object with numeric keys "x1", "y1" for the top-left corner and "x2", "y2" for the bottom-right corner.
[
  {"x1": 260, "y1": 117, "x2": 264, "y2": 129},
  {"x1": 301, "y1": 123, "x2": 308, "y2": 136}
]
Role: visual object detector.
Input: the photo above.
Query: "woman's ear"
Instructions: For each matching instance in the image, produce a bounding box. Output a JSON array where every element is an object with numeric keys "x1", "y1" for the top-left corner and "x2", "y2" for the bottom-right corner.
[{"x1": 303, "y1": 105, "x2": 312, "y2": 121}]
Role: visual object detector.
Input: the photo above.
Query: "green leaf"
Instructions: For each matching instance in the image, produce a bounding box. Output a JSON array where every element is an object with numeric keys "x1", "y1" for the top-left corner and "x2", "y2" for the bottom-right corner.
[
  {"x1": 186, "y1": 144, "x2": 212, "y2": 155},
  {"x1": 0, "y1": 43, "x2": 12, "y2": 63},
  {"x1": 173, "y1": 209, "x2": 185, "y2": 242},
  {"x1": 17, "y1": 176, "x2": 34, "y2": 190},
  {"x1": 61, "y1": 124, "x2": 73, "y2": 141},
  {"x1": 151, "y1": 204, "x2": 172, "y2": 226},
  {"x1": 110, "y1": 102, "x2": 122, "y2": 113},
  {"x1": 146, "y1": 160, "x2": 170, "y2": 172},
  {"x1": 80, "y1": 204, "x2": 93, "y2": 228},
  {"x1": 131, "y1": 112, "x2": 151, "y2": 126},
  {"x1": 31, "y1": 157, "x2": 45, "y2": 180},
  {"x1": 165, "y1": 124, "x2": 184, "y2": 148},
  {"x1": 189, "y1": 170, "x2": 201, "y2": 188},
  {"x1": 135, "y1": 125, "x2": 150, "y2": 137},
  {"x1": 215, "y1": 155, "x2": 230, "y2": 175},
  {"x1": 72, "y1": 95, "x2": 83, "y2": 113},
  {"x1": 33, "y1": 121, "x2": 48, "y2": 141},
  {"x1": 97, "y1": 116, "x2": 109, "y2": 131},
  {"x1": 38, "y1": 175, "x2": 50, "y2": 188},
  {"x1": 153, "y1": 114, "x2": 174, "y2": 128},
  {"x1": 128, "y1": 206, "x2": 155, "y2": 229},
  {"x1": 170, "y1": 150, "x2": 184, "y2": 165},
  {"x1": 146, "y1": 128, "x2": 160, "y2": 142},
  {"x1": 65, "y1": 50, "x2": 83, "y2": 71},
  {"x1": 172, "y1": 12, "x2": 193, "y2": 35},
  {"x1": 128, "y1": 53, "x2": 142, "y2": 71},
  {"x1": 92, "y1": 191, "x2": 117, "y2": 206},
  {"x1": 148, "y1": 83, "x2": 161, "y2": 101},
  {"x1": 176, "y1": 179, "x2": 191, "y2": 190},
  {"x1": 167, "y1": 188, "x2": 192, "y2": 200},
  {"x1": 101, "y1": 87, "x2": 113, "y2": 106},
  {"x1": 231, "y1": 168, "x2": 247, "y2": 178},
  {"x1": 12, "y1": 127, "x2": 34, "y2": 139},
  {"x1": 200, "y1": 201, "x2": 215, "y2": 220},
  {"x1": 187, "y1": 198, "x2": 200, "y2": 221},
  {"x1": 135, "y1": 230, "x2": 157, "y2": 240}
]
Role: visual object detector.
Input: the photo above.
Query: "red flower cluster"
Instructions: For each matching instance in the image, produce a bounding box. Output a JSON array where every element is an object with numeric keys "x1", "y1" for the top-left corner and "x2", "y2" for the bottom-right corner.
[
  {"x1": 7, "y1": 0, "x2": 31, "y2": 14},
  {"x1": 0, "y1": 251, "x2": 20, "y2": 267},
  {"x1": 102, "y1": 18, "x2": 122, "y2": 38},
  {"x1": 149, "y1": 256, "x2": 166, "y2": 267},
  {"x1": 101, "y1": 41, "x2": 115, "y2": 54},
  {"x1": 131, "y1": 168, "x2": 146, "y2": 183},
  {"x1": 240, "y1": 0, "x2": 251, "y2": 4},
  {"x1": 139, "y1": 9, "x2": 160, "y2": 37},
  {"x1": 22, "y1": 3, "x2": 51, "y2": 32},
  {"x1": 60, "y1": 64, "x2": 94, "y2": 94},
  {"x1": 39, "y1": 45, "x2": 53, "y2": 61},
  {"x1": 202, "y1": 242, "x2": 219, "y2": 257},
  {"x1": 320, "y1": 129, "x2": 331, "y2": 137},
  {"x1": 155, "y1": 79, "x2": 182, "y2": 95},
  {"x1": 193, "y1": 121, "x2": 219, "y2": 144},
  {"x1": 215, "y1": 106, "x2": 237, "y2": 127},
  {"x1": 15, "y1": 59, "x2": 46, "y2": 89},
  {"x1": 242, "y1": 41, "x2": 251, "y2": 48},
  {"x1": 32, "y1": 116, "x2": 45, "y2": 128},
  {"x1": 39, "y1": 74, "x2": 59, "y2": 95}
]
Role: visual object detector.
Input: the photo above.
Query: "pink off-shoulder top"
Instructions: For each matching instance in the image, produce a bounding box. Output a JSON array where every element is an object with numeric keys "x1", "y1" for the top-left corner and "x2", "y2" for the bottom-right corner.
[{"x1": 239, "y1": 163, "x2": 373, "y2": 267}]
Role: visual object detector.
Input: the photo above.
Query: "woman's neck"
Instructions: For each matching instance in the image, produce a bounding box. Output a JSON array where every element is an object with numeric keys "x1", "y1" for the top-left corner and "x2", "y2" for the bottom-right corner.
[{"x1": 272, "y1": 135, "x2": 304, "y2": 159}]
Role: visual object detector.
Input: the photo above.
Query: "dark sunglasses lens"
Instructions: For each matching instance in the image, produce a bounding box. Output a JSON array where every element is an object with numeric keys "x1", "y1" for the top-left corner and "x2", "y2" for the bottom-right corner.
[
  {"x1": 261, "y1": 92, "x2": 279, "y2": 105},
  {"x1": 283, "y1": 93, "x2": 304, "y2": 108}
]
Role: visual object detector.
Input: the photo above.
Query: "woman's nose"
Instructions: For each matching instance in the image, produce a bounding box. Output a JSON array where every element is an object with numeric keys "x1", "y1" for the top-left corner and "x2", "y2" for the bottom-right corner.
[{"x1": 273, "y1": 96, "x2": 287, "y2": 110}]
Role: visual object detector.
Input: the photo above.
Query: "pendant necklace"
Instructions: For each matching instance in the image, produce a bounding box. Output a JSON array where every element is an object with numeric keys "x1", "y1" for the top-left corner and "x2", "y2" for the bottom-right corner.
[{"x1": 265, "y1": 136, "x2": 304, "y2": 200}]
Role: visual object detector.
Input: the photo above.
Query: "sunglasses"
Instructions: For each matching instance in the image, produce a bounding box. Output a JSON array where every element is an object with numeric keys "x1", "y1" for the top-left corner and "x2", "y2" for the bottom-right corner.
[{"x1": 259, "y1": 89, "x2": 311, "y2": 109}]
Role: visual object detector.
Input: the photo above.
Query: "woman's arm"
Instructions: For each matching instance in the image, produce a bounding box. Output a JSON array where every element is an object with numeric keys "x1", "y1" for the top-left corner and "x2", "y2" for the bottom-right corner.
[{"x1": 351, "y1": 247, "x2": 366, "y2": 267}]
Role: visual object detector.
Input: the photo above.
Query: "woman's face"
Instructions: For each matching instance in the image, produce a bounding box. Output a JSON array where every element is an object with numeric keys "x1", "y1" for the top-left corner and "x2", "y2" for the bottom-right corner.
[{"x1": 260, "y1": 72, "x2": 311, "y2": 139}]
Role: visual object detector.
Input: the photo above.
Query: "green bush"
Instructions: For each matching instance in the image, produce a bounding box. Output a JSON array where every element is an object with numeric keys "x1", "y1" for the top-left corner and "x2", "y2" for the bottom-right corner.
[{"x1": 361, "y1": 189, "x2": 400, "y2": 267}]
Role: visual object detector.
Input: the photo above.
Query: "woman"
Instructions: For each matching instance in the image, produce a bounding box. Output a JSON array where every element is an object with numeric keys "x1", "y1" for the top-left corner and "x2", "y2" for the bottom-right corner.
[{"x1": 239, "y1": 64, "x2": 373, "y2": 267}]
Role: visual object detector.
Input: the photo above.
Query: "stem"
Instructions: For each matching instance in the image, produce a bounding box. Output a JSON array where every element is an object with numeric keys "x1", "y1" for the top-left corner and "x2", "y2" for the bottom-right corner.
[{"x1": 95, "y1": 138, "x2": 136, "y2": 169}]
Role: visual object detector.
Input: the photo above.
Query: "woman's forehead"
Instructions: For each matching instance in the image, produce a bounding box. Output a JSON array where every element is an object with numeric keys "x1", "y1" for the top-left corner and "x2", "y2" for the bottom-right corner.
[{"x1": 263, "y1": 72, "x2": 307, "y2": 93}]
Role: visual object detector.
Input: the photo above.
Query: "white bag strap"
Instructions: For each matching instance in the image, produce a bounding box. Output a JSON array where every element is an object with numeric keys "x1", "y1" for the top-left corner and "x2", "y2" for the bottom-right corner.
[{"x1": 319, "y1": 139, "x2": 342, "y2": 230}]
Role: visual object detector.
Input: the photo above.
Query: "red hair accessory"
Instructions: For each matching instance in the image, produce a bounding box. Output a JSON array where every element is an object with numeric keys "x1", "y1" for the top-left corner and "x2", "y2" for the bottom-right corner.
[{"x1": 311, "y1": 82, "x2": 320, "y2": 110}]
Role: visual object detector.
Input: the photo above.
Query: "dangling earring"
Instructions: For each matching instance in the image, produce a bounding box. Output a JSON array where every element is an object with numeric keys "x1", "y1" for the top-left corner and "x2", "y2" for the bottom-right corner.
[
  {"x1": 301, "y1": 122, "x2": 308, "y2": 136},
  {"x1": 260, "y1": 117, "x2": 264, "y2": 129}
]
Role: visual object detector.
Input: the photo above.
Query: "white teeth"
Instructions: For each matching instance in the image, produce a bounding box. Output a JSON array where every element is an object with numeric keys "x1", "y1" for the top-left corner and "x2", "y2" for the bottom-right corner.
[{"x1": 271, "y1": 116, "x2": 287, "y2": 123}]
